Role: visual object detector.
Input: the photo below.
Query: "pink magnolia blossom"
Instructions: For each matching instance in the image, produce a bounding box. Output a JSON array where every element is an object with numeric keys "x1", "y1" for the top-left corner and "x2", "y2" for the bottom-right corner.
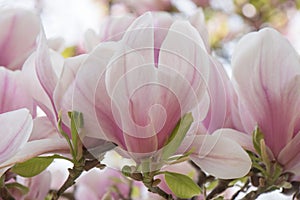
[
  {"x1": 231, "y1": 28, "x2": 300, "y2": 179},
  {"x1": 0, "y1": 8, "x2": 40, "y2": 70},
  {"x1": 72, "y1": 12, "x2": 251, "y2": 178},
  {"x1": 73, "y1": 11, "x2": 210, "y2": 163}
]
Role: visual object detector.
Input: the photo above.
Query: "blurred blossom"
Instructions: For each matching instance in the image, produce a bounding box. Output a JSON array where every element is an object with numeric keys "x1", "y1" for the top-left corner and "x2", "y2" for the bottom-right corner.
[
  {"x1": 116, "y1": 0, "x2": 172, "y2": 15},
  {"x1": 8, "y1": 171, "x2": 51, "y2": 200},
  {"x1": 84, "y1": 14, "x2": 135, "y2": 52},
  {"x1": 75, "y1": 168, "x2": 145, "y2": 199},
  {"x1": 0, "y1": 8, "x2": 40, "y2": 70},
  {"x1": 284, "y1": 11, "x2": 300, "y2": 53}
]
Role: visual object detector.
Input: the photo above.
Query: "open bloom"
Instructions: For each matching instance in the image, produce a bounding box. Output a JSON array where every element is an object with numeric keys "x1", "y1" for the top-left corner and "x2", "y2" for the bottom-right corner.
[
  {"x1": 231, "y1": 28, "x2": 300, "y2": 179},
  {"x1": 73, "y1": 12, "x2": 210, "y2": 165},
  {"x1": 72, "y1": 12, "x2": 251, "y2": 178},
  {"x1": 0, "y1": 8, "x2": 40, "y2": 70}
]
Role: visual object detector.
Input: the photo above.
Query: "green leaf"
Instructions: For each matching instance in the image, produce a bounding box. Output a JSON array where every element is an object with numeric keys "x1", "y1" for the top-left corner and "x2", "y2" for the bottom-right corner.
[
  {"x1": 68, "y1": 111, "x2": 84, "y2": 158},
  {"x1": 162, "y1": 113, "x2": 193, "y2": 161},
  {"x1": 252, "y1": 126, "x2": 264, "y2": 156},
  {"x1": 11, "y1": 156, "x2": 55, "y2": 177},
  {"x1": 164, "y1": 171, "x2": 201, "y2": 198}
]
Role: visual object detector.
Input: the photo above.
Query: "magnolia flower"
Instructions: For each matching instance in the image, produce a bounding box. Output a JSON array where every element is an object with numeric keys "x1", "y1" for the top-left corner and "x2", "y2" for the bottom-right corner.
[
  {"x1": 0, "y1": 8, "x2": 40, "y2": 70},
  {"x1": 72, "y1": 12, "x2": 251, "y2": 179},
  {"x1": 231, "y1": 28, "x2": 300, "y2": 179},
  {"x1": 73, "y1": 12, "x2": 210, "y2": 164}
]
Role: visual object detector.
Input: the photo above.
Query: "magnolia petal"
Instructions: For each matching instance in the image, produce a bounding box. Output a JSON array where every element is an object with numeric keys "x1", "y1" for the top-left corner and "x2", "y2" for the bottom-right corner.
[
  {"x1": 232, "y1": 28, "x2": 300, "y2": 156},
  {"x1": 35, "y1": 32, "x2": 60, "y2": 99},
  {"x1": 0, "y1": 67, "x2": 35, "y2": 115},
  {"x1": 190, "y1": 133, "x2": 251, "y2": 179},
  {"x1": 121, "y1": 12, "x2": 154, "y2": 64},
  {"x1": 201, "y1": 60, "x2": 228, "y2": 133},
  {"x1": 278, "y1": 131, "x2": 300, "y2": 175},
  {"x1": 213, "y1": 128, "x2": 254, "y2": 152},
  {"x1": 0, "y1": 8, "x2": 40, "y2": 70},
  {"x1": 29, "y1": 117, "x2": 58, "y2": 141},
  {"x1": 72, "y1": 42, "x2": 123, "y2": 143},
  {"x1": 54, "y1": 54, "x2": 88, "y2": 124},
  {"x1": 0, "y1": 109, "x2": 32, "y2": 163},
  {"x1": 22, "y1": 53, "x2": 54, "y2": 120},
  {"x1": 158, "y1": 20, "x2": 210, "y2": 113},
  {"x1": 0, "y1": 138, "x2": 69, "y2": 169}
]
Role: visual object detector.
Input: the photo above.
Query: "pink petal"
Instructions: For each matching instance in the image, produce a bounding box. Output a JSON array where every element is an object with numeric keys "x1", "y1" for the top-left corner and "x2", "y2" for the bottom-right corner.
[
  {"x1": 121, "y1": 12, "x2": 155, "y2": 63},
  {"x1": 29, "y1": 117, "x2": 58, "y2": 141},
  {"x1": 278, "y1": 131, "x2": 300, "y2": 175},
  {"x1": 54, "y1": 54, "x2": 88, "y2": 119},
  {"x1": 232, "y1": 28, "x2": 300, "y2": 156},
  {"x1": 0, "y1": 109, "x2": 32, "y2": 163},
  {"x1": 72, "y1": 42, "x2": 125, "y2": 145},
  {"x1": 0, "y1": 67, "x2": 35, "y2": 115},
  {"x1": 35, "y1": 32, "x2": 64, "y2": 104},
  {"x1": 0, "y1": 8, "x2": 40, "y2": 70},
  {"x1": 22, "y1": 39, "x2": 64, "y2": 124},
  {"x1": 190, "y1": 132, "x2": 251, "y2": 179},
  {"x1": 158, "y1": 20, "x2": 210, "y2": 113},
  {"x1": 201, "y1": 60, "x2": 229, "y2": 133}
]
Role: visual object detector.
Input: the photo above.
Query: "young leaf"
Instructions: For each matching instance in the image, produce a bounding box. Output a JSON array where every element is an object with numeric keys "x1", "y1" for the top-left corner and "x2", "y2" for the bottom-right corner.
[
  {"x1": 252, "y1": 126, "x2": 264, "y2": 156},
  {"x1": 68, "y1": 111, "x2": 84, "y2": 159},
  {"x1": 164, "y1": 171, "x2": 201, "y2": 198},
  {"x1": 162, "y1": 113, "x2": 193, "y2": 161},
  {"x1": 11, "y1": 156, "x2": 55, "y2": 177}
]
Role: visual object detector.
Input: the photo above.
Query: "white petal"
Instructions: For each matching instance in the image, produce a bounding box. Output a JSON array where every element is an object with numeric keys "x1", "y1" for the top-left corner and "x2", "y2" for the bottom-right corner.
[{"x1": 190, "y1": 132, "x2": 251, "y2": 179}]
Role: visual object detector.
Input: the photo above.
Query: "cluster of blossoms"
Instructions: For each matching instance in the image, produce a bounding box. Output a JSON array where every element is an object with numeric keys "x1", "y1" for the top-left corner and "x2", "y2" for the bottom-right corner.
[{"x1": 1, "y1": 6, "x2": 300, "y2": 200}]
